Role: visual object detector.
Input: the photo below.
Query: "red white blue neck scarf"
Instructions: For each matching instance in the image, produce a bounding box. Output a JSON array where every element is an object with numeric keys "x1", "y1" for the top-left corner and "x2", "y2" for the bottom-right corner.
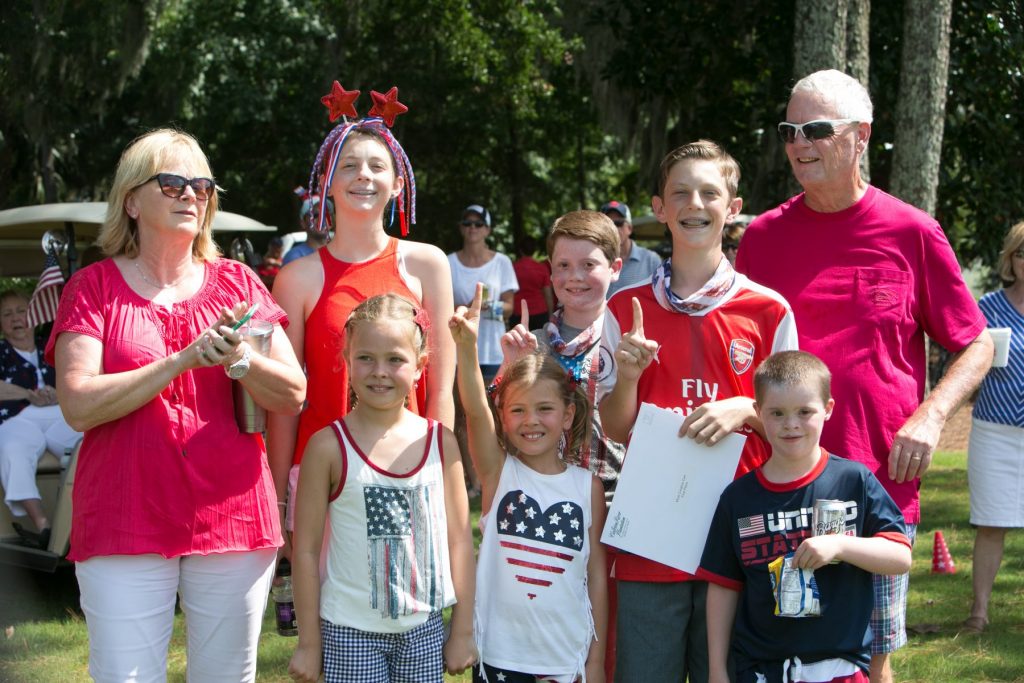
[{"x1": 651, "y1": 256, "x2": 736, "y2": 314}]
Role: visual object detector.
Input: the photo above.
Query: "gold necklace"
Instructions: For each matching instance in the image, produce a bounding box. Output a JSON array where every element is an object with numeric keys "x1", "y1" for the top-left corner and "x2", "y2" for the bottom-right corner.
[{"x1": 135, "y1": 261, "x2": 191, "y2": 289}]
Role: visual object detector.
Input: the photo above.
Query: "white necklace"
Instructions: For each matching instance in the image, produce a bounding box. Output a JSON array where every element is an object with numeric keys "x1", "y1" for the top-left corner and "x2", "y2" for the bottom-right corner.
[{"x1": 135, "y1": 261, "x2": 191, "y2": 289}]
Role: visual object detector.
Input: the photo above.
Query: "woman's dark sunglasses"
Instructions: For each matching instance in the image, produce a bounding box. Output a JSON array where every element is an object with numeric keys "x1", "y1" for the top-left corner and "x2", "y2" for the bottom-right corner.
[
  {"x1": 461, "y1": 220, "x2": 488, "y2": 228},
  {"x1": 145, "y1": 173, "x2": 216, "y2": 200},
  {"x1": 777, "y1": 119, "x2": 858, "y2": 144}
]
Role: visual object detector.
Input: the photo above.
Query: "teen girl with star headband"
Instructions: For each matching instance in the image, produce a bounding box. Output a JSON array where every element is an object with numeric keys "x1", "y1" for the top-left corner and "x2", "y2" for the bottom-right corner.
[{"x1": 268, "y1": 81, "x2": 457, "y2": 559}]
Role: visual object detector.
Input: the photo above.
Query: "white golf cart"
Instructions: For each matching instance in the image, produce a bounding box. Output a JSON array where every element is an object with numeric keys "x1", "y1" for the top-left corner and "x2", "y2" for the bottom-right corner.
[{"x1": 0, "y1": 202, "x2": 276, "y2": 571}]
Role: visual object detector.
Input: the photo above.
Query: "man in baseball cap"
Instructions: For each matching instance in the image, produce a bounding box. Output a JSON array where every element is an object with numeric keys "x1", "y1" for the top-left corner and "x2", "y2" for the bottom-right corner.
[{"x1": 601, "y1": 200, "x2": 661, "y2": 298}]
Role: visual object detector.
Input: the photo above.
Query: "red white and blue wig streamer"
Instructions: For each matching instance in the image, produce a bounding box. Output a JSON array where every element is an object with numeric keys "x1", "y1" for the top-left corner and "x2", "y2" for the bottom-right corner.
[{"x1": 308, "y1": 118, "x2": 416, "y2": 236}]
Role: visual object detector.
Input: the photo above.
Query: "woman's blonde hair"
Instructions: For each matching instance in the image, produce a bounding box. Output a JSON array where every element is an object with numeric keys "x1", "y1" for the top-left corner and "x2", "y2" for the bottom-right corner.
[
  {"x1": 492, "y1": 352, "x2": 592, "y2": 456},
  {"x1": 998, "y1": 220, "x2": 1024, "y2": 283},
  {"x1": 98, "y1": 128, "x2": 220, "y2": 262}
]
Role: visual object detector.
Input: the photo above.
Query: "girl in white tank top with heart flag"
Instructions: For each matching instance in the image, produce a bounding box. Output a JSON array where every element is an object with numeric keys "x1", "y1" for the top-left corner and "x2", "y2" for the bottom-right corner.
[
  {"x1": 288, "y1": 294, "x2": 477, "y2": 683},
  {"x1": 450, "y1": 284, "x2": 608, "y2": 683}
]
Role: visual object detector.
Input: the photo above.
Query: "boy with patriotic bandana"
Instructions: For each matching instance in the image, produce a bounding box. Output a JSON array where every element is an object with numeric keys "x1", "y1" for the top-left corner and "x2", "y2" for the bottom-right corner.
[{"x1": 599, "y1": 140, "x2": 797, "y2": 683}]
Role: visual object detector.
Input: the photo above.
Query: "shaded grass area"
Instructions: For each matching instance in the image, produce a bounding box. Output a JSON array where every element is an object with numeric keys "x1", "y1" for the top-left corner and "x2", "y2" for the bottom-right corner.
[{"x1": 3, "y1": 452, "x2": 1023, "y2": 681}]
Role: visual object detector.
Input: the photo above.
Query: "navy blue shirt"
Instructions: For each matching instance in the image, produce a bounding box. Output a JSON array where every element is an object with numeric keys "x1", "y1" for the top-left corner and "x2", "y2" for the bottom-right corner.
[
  {"x1": 0, "y1": 338, "x2": 55, "y2": 425},
  {"x1": 699, "y1": 453, "x2": 908, "y2": 677}
]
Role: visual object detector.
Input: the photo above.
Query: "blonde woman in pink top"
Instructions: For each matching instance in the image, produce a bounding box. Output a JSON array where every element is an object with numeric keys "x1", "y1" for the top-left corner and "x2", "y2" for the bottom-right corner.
[{"x1": 47, "y1": 129, "x2": 306, "y2": 682}]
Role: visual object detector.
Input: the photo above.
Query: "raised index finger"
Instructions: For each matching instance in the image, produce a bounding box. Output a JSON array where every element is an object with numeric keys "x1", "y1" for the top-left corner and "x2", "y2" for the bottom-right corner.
[
  {"x1": 520, "y1": 298, "x2": 529, "y2": 324},
  {"x1": 630, "y1": 297, "x2": 644, "y2": 335},
  {"x1": 470, "y1": 283, "x2": 483, "y2": 317}
]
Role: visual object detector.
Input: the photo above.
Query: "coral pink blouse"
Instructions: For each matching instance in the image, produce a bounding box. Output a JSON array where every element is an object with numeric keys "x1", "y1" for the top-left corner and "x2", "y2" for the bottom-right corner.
[{"x1": 45, "y1": 258, "x2": 285, "y2": 561}]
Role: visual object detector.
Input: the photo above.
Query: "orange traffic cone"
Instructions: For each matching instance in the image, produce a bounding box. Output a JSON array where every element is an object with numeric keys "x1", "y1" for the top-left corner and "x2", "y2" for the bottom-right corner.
[{"x1": 931, "y1": 530, "x2": 956, "y2": 574}]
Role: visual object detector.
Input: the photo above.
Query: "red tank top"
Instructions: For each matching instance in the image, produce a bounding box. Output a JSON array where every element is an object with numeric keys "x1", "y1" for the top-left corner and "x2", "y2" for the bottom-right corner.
[{"x1": 294, "y1": 238, "x2": 428, "y2": 465}]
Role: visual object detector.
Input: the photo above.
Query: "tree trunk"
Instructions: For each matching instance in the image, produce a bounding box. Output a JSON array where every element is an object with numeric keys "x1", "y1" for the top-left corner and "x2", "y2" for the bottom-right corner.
[
  {"x1": 793, "y1": 0, "x2": 849, "y2": 78},
  {"x1": 846, "y1": 0, "x2": 871, "y2": 182},
  {"x1": 790, "y1": 0, "x2": 849, "y2": 196},
  {"x1": 890, "y1": 0, "x2": 953, "y2": 216}
]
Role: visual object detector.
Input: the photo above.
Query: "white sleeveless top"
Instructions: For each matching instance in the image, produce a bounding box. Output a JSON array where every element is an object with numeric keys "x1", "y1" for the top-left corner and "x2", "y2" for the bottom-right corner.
[
  {"x1": 320, "y1": 418, "x2": 456, "y2": 633},
  {"x1": 475, "y1": 455, "x2": 595, "y2": 679}
]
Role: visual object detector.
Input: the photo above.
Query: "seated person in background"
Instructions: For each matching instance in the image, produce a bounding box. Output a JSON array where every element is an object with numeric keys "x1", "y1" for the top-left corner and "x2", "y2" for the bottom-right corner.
[
  {"x1": 0, "y1": 289, "x2": 81, "y2": 548},
  {"x1": 700, "y1": 351, "x2": 912, "y2": 683}
]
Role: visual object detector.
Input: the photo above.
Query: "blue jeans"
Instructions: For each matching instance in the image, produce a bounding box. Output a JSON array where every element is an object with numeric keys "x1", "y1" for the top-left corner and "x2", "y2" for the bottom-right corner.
[{"x1": 615, "y1": 580, "x2": 708, "y2": 683}]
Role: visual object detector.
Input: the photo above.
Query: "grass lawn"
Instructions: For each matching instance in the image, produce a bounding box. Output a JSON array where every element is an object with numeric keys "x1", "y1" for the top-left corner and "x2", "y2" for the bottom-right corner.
[{"x1": 2, "y1": 450, "x2": 1022, "y2": 682}]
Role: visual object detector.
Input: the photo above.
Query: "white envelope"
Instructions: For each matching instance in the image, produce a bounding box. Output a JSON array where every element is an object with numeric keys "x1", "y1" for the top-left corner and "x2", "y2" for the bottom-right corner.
[{"x1": 602, "y1": 402, "x2": 746, "y2": 573}]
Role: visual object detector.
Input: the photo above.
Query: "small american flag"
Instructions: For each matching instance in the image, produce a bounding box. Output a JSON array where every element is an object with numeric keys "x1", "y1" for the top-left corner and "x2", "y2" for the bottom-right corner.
[
  {"x1": 27, "y1": 251, "x2": 65, "y2": 329},
  {"x1": 738, "y1": 513, "x2": 766, "y2": 538}
]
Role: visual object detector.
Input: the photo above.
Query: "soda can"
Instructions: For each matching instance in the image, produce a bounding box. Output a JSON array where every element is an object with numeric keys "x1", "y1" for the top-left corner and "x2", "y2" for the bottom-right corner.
[{"x1": 812, "y1": 499, "x2": 847, "y2": 537}]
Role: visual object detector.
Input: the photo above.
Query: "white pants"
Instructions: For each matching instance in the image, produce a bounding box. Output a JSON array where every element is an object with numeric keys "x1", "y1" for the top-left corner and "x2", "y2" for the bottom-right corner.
[
  {"x1": 76, "y1": 549, "x2": 277, "y2": 683},
  {"x1": 0, "y1": 404, "x2": 81, "y2": 515}
]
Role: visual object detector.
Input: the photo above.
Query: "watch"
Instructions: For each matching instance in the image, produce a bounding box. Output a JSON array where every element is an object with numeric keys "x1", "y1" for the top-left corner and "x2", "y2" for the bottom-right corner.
[{"x1": 226, "y1": 346, "x2": 252, "y2": 380}]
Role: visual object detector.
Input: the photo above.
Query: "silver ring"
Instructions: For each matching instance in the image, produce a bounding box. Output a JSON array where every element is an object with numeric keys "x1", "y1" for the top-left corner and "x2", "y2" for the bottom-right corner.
[{"x1": 910, "y1": 454, "x2": 922, "y2": 460}]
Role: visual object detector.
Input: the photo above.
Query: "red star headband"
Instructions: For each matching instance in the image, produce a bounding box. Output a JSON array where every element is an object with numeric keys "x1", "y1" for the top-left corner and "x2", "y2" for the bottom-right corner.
[{"x1": 310, "y1": 81, "x2": 416, "y2": 235}]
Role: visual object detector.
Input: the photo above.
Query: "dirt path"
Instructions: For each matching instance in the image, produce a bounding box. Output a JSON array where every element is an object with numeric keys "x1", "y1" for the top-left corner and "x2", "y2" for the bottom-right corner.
[{"x1": 937, "y1": 402, "x2": 972, "y2": 453}]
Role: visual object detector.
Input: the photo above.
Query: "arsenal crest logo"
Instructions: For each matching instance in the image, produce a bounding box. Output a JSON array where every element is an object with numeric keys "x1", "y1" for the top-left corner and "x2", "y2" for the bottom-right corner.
[{"x1": 729, "y1": 339, "x2": 755, "y2": 375}]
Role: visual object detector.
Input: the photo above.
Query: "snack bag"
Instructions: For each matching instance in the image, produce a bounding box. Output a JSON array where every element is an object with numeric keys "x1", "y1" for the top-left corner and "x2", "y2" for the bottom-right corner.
[{"x1": 768, "y1": 552, "x2": 821, "y2": 617}]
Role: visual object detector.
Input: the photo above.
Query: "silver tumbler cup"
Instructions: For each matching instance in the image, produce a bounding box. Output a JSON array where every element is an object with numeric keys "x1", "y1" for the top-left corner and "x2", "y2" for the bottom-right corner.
[{"x1": 233, "y1": 320, "x2": 274, "y2": 433}]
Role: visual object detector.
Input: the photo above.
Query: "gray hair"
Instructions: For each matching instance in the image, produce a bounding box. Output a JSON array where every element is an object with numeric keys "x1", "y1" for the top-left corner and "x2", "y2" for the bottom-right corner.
[{"x1": 791, "y1": 70, "x2": 874, "y2": 123}]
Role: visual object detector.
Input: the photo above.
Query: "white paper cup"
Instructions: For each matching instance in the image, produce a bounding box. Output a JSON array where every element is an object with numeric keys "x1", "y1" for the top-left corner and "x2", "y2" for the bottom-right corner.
[{"x1": 990, "y1": 327, "x2": 1011, "y2": 368}]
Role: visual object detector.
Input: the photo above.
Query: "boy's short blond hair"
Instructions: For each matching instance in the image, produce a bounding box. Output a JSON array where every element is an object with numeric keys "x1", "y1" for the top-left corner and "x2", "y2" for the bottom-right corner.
[
  {"x1": 657, "y1": 139, "x2": 740, "y2": 200},
  {"x1": 754, "y1": 351, "x2": 832, "y2": 405},
  {"x1": 547, "y1": 210, "x2": 620, "y2": 264}
]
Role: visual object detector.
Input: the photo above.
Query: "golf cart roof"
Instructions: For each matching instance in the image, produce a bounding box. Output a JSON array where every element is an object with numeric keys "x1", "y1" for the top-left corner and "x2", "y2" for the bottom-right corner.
[{"x1": 0, "y1": 202, "x2": 275, "y2": 277}]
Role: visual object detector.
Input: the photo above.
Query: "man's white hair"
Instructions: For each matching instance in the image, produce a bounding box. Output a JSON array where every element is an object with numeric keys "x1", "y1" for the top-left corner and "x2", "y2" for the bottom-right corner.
[{"x1": 791, "y1": 70, "x2": 874, "y2": 123}]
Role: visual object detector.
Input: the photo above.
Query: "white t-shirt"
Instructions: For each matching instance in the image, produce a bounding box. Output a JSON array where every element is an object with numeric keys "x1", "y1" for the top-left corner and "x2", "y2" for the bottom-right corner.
[
  {"x1": 321, "y1": 418, "x2": 456, "y2": 632},
  {"x1": 475, "y1": 456, "x2": 594, "y2": 680},
  {"x1": 448, "y1": 251, "x2": 519, "y2": 365}
]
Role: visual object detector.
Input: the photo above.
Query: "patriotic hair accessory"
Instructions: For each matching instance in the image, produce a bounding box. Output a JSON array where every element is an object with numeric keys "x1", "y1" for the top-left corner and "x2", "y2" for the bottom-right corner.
[
  {"x1": 411, "y1": 305, "x2": 432, "y2": 335},
  {"x1": 294, "y1": 186, "x2": 332, "y2": 231},
  {"x1": 308, "y1": 81, "x2": 416, "y2": 236}
]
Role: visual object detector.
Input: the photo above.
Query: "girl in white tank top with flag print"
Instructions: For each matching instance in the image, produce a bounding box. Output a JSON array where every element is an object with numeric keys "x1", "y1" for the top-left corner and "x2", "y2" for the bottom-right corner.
[
  {"x1": 288, "y1": 294, "x2": 477, "y2": 683},
  {"x1": 450, "y1": 284, "x2": 608, "y2": 683}
]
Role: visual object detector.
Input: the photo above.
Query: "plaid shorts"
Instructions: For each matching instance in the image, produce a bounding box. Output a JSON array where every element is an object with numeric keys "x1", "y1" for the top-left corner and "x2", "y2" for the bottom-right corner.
[
  {"x1": 870, "y1": 523, "x2": 917, "y2": 654},
  {"x1": 321, "y1": 611, "x2": 444, "y2": 683}
]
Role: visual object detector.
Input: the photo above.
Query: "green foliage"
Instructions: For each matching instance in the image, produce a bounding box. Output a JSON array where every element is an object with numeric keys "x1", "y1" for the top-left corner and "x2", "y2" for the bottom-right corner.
[
  {"x1": 0, "y1": 0, "x2": 1021, "y2": 262},
  {"x1": 938, "y1": 0, "x2": 1024, "y2": 269},
  {"x1": 589, "y1": 0, "x2": 797, "y2": 211}
]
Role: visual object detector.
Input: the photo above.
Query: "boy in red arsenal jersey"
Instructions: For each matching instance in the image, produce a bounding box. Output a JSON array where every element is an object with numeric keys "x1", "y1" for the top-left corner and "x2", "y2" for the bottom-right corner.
[{"x1": 599, "y1": 140, "x2": 798, "y2": 682}]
